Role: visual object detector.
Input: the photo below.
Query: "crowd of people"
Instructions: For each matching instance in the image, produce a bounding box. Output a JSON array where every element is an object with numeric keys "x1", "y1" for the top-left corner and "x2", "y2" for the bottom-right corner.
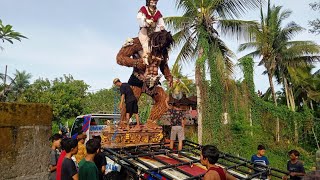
[
  {"x1": 49, "y1": 132, "x2": 310, "y2": 180},
  {"x1": 49, "y1": 133, "x2": 106, "y2": 180}
]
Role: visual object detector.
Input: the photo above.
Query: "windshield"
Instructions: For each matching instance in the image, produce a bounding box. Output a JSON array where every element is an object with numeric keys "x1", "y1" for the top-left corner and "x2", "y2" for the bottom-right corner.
[
  {"x1": 91, "y1": 118, "x2": 116, "y2": 126},
  {"x1": 70, "y1": 115, "x2": 121, "y2": 136},
  {"x1": 70, "y1": 118, "x2": 84, "y2": 136}
]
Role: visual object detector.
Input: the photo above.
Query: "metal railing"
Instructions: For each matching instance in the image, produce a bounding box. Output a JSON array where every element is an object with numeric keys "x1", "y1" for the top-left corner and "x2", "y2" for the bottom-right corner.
[{"x1": 103, "y1": 140, "x2": 288, "y2": 179}]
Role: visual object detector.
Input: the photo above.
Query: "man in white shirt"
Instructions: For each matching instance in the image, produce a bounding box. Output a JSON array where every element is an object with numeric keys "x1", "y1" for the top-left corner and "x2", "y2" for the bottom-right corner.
[{"x1": 137, "y1": 0, "x2": 165, "y2": 65}]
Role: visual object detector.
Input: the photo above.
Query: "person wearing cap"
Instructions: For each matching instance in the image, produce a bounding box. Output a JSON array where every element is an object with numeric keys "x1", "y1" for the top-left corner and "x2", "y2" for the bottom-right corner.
[
  {"x1": 113, "y1": 78, "x2": 140, "y2": 130},
  {"x1": 137, "y1": 0, "x2": 165, "y2": 65}
]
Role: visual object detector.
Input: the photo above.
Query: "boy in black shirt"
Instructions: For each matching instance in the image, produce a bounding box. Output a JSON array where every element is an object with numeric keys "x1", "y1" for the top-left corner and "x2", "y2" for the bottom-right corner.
[
  {"x1": 61, "y1": 138, "x2": 78, "y2": 180},
  {"x1": 93, "y1": 136, "x2": 107, "y2": 180},
  {"x1": 113, "y1": 78, "x2": 140, "y2": 129},
  {"x1": 283, "y1": 150, "x2": 305, "y2": 180}
]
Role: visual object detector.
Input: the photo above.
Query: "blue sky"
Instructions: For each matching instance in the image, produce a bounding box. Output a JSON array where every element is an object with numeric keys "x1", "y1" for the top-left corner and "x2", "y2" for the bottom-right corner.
[{"x1": 0, "y1": 0, "x2": 319, "y2": 92}]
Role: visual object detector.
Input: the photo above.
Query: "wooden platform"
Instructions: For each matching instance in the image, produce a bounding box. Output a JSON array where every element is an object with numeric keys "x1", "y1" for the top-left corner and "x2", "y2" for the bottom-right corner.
[{"x1": 101, "y1": 125, "x2": 163, "y2": 147}]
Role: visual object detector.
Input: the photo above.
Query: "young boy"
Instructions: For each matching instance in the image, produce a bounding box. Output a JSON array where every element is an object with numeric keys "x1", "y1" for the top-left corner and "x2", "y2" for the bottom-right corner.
[
  {"x1": 49, "y1": 134, "x2": 63, "y2": 180},
  {"x1": 78, "y1": 139, "x2": 100, "y2": 180},
  {"x1": 251, "y1": 145, "x2": 270, "y2": 179},
  {"x1": 283, "y1": 150, "x2": 305, "y2": 180},
  {"x1": 113, "y1": 78, "x2": 140, "y2": 130},
  {"x1": 200, "y1": 145, "x2": 236, "y2": 180},
  {"x1": 61, "y1": 138, "x2": 79, "y2": 180},
  {"x1": 93, "y1": 136, "x2": 107, "y2": 180}
]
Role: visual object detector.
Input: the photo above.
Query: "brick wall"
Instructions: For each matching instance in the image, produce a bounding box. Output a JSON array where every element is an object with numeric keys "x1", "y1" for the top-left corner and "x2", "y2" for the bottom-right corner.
[{"x1": 0, "y1": 103, "x2": 52, "y2": 180}]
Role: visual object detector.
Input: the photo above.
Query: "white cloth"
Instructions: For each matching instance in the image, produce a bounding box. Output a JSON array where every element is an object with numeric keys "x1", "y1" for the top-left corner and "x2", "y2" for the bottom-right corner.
[
  {"x1": 137, "y1": 6, "x2": 166, "y2": 58},
  {"x1": 137, "y1": 10, "x2": 165, "y2": 32}
]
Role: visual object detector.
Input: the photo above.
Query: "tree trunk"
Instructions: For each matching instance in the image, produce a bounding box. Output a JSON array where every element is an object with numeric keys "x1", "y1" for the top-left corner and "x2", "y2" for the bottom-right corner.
[
  {"x1": 288, "y1": 85, "x2": 296, "y2": 111},
  {"x1": 283, "y1": 78, "x2": 290, "y2": 109},
  {"x1": 196, "y1": 49, "x2": 203, "y2": 145},
  {"x1": 310, "y1": 101, "x2": 319, "y2": 149},
  {"x1": 284, "y1": 78, "x2": 298, "y2": 143},
  {"x1": 268, "y1": 72, "x2": 280, "y2": 142},
  {"x1": 249, "y1": 108, "x2": 253, "y2": 137},
  {"x1": 268, "y1": 73, "x2": 277, "y2": 106}
]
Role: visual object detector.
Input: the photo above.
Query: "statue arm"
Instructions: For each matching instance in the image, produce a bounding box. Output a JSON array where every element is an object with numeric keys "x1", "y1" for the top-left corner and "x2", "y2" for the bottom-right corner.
[
  {"x1": 160, "y1": 60, "x2": 173, "y2": 83},
  {"x1": 116, "y1": 39, "x2": 146, "y2": 70},
  {"x1": 137, "y1": 12, "x2": 148, "y2": 27},
  {"x1": 157, "y1": 17, "x2": 165, "y2": 30}
]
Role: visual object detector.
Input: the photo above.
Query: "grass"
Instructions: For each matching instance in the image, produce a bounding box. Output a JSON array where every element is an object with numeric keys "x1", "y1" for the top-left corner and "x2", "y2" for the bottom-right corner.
[{"x1": 185, "y1": 125, "x2": 316, "y2": 173}]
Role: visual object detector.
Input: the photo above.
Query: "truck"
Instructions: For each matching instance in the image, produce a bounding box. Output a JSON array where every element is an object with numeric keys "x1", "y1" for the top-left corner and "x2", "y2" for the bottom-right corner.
[{"x1": 70, "y1": 113, "x2": 288, "y2": 179}]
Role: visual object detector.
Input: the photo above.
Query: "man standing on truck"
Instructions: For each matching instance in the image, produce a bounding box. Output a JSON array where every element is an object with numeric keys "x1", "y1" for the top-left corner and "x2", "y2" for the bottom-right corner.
[
  {"x1": 167, "y1": 103, "x2": 186, "y2": 155},
  {"x1": 113, "y1": 78, "x2": 140, "y2": 130}
]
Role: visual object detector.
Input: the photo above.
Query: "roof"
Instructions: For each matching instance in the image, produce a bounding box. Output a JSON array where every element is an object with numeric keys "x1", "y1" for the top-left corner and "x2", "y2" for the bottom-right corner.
[
  {"x1": 76, "y1": 114, "x2": 121, "y2": 119},
  {"x1": 168, "y1": 94, "x2": 197, "y2": 106}
]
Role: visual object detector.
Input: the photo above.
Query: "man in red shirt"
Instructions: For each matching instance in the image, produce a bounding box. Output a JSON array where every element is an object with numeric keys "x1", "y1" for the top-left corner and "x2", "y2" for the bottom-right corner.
[
  {"x1": 200, "y1": 145, "x2": 236, "y2": 180},
  {"x1": 56, "y1": 138, "x2": 68, "y2": 180}
]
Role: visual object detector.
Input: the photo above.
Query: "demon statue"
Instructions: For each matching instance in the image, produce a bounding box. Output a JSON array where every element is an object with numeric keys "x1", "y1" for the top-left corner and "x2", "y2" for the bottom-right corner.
[{"x1": 116, "y1": 0, "x2": 173, "y2": 130}]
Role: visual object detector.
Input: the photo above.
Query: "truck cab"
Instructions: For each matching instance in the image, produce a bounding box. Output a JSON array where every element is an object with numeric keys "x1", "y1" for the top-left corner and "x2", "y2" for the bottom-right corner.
[{"x1": 70, "y1": 113, "x2": 120, "y2": 142}]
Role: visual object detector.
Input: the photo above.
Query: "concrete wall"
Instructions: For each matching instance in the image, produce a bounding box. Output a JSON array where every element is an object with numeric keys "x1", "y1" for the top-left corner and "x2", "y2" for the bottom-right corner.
[{"x1": 0, "y1": 103, "x2": 52, "y2": 180}]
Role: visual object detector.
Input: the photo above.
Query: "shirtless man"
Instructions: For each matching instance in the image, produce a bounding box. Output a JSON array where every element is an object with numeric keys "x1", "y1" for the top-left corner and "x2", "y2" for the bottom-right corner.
[{"x1": 200, "y1": 145, "x2": 236, "y2": 180}]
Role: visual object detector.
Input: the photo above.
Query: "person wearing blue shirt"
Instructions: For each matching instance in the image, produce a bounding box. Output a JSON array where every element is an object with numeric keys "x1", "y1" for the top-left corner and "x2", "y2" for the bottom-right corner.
[{"x1": 251, "y1": 145, "x2": 270, "y2": 179}]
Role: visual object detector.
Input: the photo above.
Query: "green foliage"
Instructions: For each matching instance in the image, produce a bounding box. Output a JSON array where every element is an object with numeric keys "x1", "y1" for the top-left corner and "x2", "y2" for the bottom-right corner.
[
  {"x1": 187, "y1": 56, "x2": 318, "y2": 171},
  {"x1": 166, "y1": 0, "x2": 260, "y2": 146},
  {"x1": 83, "y1": 87, "x2": 117, "y2": 114},
  {"x1": 0, "y1": 19, "x2": 27, "y2": 50},
  {"x1": 234, "y1": 57, "x2": 316, "y2": 170},
  {"x1": 138, "y1": 94, "x2": 153, "y2": 123},
  {"x1": 163, "y1": 64, "x2": 196, "y2": 96},
  {"x1": 309, "y1": 1, "x2": 320, "y2": 34},
  {"x1": 21, "y1": 74, "x2": 89, "y2": 121},
  {"x1": 0, "y1": 69, "x2": 32, "y2": 102},
  {"x1": 52, "y1": 117, "x2": 75, "y2": 134}
]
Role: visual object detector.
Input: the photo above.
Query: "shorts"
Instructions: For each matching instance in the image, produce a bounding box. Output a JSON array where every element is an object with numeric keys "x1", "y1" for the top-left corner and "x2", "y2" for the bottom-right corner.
[
  {"x1": 126, "y1": 100, "x2": 138, "y2": 115},
  {"x1": 170, "y1": 126, "x2": 185, "y2": 141}
]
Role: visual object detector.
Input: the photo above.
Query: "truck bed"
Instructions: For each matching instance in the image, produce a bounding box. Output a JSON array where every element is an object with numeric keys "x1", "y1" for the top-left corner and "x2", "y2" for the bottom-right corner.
[{"x1": 103, "y1": 140, "x2": 288, "y2": 180}]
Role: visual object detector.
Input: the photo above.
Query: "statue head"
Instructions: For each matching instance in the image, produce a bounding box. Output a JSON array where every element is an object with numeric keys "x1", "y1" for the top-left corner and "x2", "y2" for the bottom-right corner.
[
  {"x1": 148, "y1": 30, "x2": 174, "y2": 61},
  {"x1": 146, "y1": 0, "x2": 158, "y2": 7}
]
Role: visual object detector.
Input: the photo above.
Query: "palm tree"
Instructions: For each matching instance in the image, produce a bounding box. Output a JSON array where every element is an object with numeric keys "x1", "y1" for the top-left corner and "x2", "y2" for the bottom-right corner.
[
  {"x1": 289, "y1": 66, "x2": 320, "y2": 107},
  {"x1": 12, "y1": 70, "x2": 32, "y2": 99},
  {"x1": 0, "y1": 20, "x2": 27, "y2": 50},
  {"x1": 0, "y1": 73, "x2": 15, "y2": 101},
  {"x1": 166, "y1": 0, "x2": 260, "y2": 144},
  {"x1": 166, "y1": 63, "x2": 195, "y2": 99},
  {"x1": 238, "y1": 0, "x2": 320, "y2": 142},
  {"x1": 0, "y1": 70, "x2": 32, "y2": 102}
]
